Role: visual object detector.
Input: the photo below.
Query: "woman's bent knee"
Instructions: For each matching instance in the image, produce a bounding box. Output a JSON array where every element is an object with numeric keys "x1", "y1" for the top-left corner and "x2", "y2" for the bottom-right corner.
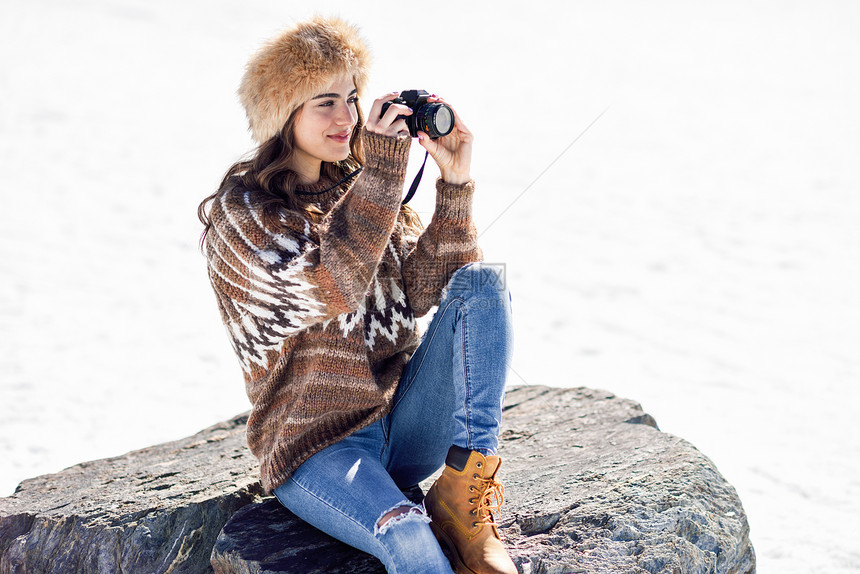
[
  {"x1": 443, "y1": 263, "x2": 509, "y2": 305},
  {"x1": 374, "y1": 504, "x2": 453, "y2": 573},
  {"x1": 375, "y1": 503, "x2": 430, "y2": 536}
]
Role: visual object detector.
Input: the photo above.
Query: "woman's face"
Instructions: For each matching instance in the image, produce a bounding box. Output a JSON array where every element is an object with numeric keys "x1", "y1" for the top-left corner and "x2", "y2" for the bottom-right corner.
[{"x1": 291, "y1": 74, "x2": 358, "y2": 182}]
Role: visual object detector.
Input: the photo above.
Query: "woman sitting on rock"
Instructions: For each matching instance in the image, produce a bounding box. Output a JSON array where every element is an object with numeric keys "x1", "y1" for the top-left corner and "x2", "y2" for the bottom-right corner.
[{"x1": 197, "y1": 16, "x2": 515, "y2": 574}]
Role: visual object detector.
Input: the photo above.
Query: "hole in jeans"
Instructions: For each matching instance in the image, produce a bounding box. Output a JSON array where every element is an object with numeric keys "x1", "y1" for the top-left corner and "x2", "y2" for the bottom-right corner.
[{"x1": 374, "y1": 503, "x2": 431, "y2": 536}]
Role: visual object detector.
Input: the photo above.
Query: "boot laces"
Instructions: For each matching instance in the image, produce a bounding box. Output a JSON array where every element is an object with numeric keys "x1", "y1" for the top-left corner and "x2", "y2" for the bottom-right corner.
[{"x1": 475, "y1": 476, "x2": 505, "y2": 521}]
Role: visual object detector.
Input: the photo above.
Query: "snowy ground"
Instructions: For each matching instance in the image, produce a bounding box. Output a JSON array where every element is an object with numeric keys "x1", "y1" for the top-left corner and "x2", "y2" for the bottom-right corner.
[{"x1": 2, "y1": 0, "x2": 859, "y2": 572}]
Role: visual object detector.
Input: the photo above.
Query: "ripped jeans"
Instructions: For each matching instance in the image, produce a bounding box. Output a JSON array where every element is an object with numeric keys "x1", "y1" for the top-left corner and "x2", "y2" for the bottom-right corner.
[{"x1": 273, "y1": 263, "x2": 513, "y2": 574}]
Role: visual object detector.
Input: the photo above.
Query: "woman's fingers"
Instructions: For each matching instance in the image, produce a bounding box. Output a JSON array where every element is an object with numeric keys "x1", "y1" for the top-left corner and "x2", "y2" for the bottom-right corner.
[
  {"x1": 380, "y1": 103, "x2": 412, "y2": 135},
  {"x1": 416, "y1": 130, "x2": 438, "y2": 154},
  {"x1": 365, "y1": 92, "x2": 399, "y2": 127},
  {"x1": 366, "y1": 92, "x2": 412, "y2": 137},
  {"x1": 427, "y1": 96, "x2": 472, "y2": 141},
  {"x1": 417, "y1": 96, "x2": 473, "y2": 184}
]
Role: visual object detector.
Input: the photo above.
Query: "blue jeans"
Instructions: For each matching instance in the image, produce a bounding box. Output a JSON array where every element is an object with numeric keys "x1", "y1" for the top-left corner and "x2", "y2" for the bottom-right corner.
[{"x1": 273, "y1": 263, "x2": 513, "y2": 574}]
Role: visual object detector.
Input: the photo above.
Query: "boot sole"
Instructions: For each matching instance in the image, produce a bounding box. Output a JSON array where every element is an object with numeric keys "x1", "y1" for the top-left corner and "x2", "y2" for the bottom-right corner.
[{"x1": 429, "y1": 521, "x2": 479, "y2": 574}]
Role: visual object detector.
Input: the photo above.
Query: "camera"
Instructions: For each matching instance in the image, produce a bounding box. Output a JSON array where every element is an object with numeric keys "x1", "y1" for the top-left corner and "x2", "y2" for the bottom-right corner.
[{"x1": 380, "y1": 90, "x2": 454, "y2": 139}]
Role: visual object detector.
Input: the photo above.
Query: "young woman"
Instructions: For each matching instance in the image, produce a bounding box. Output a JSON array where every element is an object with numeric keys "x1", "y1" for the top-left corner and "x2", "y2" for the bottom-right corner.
[{"x1": 198, "y1": 16, "x2": 516, "y2": 574}]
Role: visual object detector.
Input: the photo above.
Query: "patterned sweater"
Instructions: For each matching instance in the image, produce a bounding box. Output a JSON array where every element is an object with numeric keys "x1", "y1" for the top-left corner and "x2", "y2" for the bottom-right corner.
[{"x1": 204, "y1": 129, "x2": 482, "y2": 492}]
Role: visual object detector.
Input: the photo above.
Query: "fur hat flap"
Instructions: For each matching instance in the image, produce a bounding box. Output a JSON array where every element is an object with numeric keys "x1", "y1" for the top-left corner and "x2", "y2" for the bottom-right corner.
[{"x1": 239, "y1": 16, "x2": 371, "y2": 144}]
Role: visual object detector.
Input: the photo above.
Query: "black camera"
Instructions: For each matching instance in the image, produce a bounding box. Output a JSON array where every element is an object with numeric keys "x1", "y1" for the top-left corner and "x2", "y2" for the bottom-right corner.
[{"x1": 380, "y1": 89, "x2": 454, "y2": 139}]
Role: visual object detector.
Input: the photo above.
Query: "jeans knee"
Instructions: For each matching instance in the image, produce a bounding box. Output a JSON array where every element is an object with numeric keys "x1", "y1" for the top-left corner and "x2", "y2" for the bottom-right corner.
[
  {"x1": 444, "y1": 263, "x2": 509, "y2": 309},
  {"x1": 374, "y1": 503, "x2": 430, "y2": 536},
  {"x1": 374, "y1": 504, "x2": 452, "y2": 573}
]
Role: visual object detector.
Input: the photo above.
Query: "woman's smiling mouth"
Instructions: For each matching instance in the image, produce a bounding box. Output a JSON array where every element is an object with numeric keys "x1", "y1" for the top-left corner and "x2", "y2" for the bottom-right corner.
[{"x1": 327, "y1": 131, "x2": 351, "y2": 143}]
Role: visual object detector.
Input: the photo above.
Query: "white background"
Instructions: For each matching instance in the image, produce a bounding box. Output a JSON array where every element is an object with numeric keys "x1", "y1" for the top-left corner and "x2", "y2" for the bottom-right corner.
[{"x1": 1, "y1": 1, "x2": 858, "y2": 572}]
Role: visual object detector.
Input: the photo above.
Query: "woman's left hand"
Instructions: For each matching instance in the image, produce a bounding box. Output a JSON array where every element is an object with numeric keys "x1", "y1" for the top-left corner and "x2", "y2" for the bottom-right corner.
[{"x1": 417, "y1": 96, "x2": 473, "y2": 185}]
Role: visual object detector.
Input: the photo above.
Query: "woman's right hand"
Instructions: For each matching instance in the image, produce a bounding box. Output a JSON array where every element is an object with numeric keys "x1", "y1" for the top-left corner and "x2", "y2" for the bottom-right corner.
[{"x1": 365, "y1": 92, "x2": 413, "y2": 138}]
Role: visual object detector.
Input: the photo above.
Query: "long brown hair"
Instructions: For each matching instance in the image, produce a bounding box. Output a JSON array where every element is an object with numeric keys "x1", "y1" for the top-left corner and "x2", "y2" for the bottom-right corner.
[{"x1": 197, "y1": 100, "x2": 424, "y2": 252}]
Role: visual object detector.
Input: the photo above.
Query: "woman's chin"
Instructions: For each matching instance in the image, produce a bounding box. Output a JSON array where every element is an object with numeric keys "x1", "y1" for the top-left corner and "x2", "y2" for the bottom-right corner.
[{"x1": 324, "y1": 148, "x2": 352, "y2": 163}]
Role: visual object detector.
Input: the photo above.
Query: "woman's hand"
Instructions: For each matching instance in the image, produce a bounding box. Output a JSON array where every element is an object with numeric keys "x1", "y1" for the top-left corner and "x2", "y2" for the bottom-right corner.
[
  {"x1": 417, "y1": 96, "x2": 473, "y2": 185},
  {"x1": 365, "y1": 92, "x2": 413, "y2": 138}
]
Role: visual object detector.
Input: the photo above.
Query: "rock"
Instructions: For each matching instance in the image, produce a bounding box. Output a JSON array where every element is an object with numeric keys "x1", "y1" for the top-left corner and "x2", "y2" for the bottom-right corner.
[
  {"x1": 0, "y1": 414, "x2": 264, "y2": 574},
  {"x1": 494, "y1": 386, "x2": 755, "y2": 573},
  {"x1": 208, "y1": 484, "x2": 426, "y2": 574},
  {"x1": 0, "y1": 386, "x2": 756, "y2": 574},
  {"x1": 210, "y1": 386, "x2": 756, "y2": 574}
]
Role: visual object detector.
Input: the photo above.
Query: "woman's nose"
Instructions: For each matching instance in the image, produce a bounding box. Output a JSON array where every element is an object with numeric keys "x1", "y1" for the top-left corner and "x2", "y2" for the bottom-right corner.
[{"x1": 336, "y1": 102, "x2": 357, "y2": 126}]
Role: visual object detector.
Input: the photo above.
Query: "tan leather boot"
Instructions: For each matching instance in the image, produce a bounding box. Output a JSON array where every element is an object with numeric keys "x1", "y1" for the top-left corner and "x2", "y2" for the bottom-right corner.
[{"x1": 423, "y1": 446, "x2": 517, "y2": 574}]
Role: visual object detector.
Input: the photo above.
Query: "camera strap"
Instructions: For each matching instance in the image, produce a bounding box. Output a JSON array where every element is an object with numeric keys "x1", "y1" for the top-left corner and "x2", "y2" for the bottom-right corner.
[
  {"x1": 294, "y1": 167, "x2": 363, "y2": 196},
  {"x1": 401, "y1": 151, "x2": 429, "y2": 205},
  {"x1": 292, "y1": 154, "x2": 427, "y2": 205}
]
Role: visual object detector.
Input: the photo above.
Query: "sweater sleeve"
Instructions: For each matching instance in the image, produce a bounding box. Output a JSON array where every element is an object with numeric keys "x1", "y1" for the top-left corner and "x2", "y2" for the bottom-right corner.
[
  {"x1": 204, "y1": 129, "x2": 411, "y2": 378},
  {"x1": 400, "y1": 177, "x2": 483, "y2": 317}
]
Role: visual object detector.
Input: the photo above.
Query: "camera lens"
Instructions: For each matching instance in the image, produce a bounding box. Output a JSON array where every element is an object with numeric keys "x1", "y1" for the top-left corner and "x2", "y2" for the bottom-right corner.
[
  {"x1": 434, "y1": 106, "x2": 454, "y2": 136},
  {"x1": 416, "y1": 103, "x2": 454, "y2": 138}
]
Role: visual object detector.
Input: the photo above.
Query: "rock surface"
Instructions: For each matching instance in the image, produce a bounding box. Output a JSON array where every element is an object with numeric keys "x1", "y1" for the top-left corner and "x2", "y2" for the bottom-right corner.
[
  {"x1": 0, "y1": 414, "x2": 264, "y2": 574},
  {"x1": 211, "y1": 386, "x2": 756, "y2": 574},
  {"x1": 0, "y1": 386, "x2": 755, "y2": 574}
]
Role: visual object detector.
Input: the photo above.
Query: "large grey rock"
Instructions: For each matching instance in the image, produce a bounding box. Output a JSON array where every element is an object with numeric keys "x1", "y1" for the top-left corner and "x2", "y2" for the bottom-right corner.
[
  {"x1": 0, "y1": 386, "x2": 755, "y2": 574},
  {"x1": 0, "y1": 414, "x2": 264, "y2": 574},
  {"x1": 211, "y1": 386, "x2": 755, "y2": 574}
]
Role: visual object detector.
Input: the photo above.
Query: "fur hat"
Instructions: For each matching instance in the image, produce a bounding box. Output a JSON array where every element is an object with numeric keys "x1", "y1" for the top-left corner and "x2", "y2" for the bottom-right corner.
[{"x1": 238, "y1": 16, "x2": 371, "y2": 144}]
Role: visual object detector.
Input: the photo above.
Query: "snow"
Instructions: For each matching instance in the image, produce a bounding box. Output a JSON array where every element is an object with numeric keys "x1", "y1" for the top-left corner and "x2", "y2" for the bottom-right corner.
[{"x1": 1, "y1": 0, "x2": 859, "y2": 571}]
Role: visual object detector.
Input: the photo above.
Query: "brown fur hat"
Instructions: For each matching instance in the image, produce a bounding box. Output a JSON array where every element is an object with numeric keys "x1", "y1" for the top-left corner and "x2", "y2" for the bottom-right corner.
[{"x1": 238, "y1": 16, "x2": 371, "y2": 144}]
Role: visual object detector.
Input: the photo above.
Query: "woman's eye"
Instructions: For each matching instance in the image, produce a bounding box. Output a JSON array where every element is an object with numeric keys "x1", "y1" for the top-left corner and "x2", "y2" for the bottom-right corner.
[{"x1": 317, "y1": 97, "x2": 356, "y2": 108}]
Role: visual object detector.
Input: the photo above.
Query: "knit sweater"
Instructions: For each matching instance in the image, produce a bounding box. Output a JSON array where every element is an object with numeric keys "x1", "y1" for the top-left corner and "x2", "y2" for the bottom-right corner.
[{"x1": 204, "y1": 129, "x2": 482, "y2": 493}]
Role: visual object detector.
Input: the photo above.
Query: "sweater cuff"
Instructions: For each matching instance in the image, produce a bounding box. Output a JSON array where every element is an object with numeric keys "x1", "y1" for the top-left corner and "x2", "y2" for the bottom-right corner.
[
  {"x1": 435, "y1": 178, "x2": 476, "y2": 220},
  {"x1": 361, "y1": 128, "x2": 412, "y2": 177}
]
